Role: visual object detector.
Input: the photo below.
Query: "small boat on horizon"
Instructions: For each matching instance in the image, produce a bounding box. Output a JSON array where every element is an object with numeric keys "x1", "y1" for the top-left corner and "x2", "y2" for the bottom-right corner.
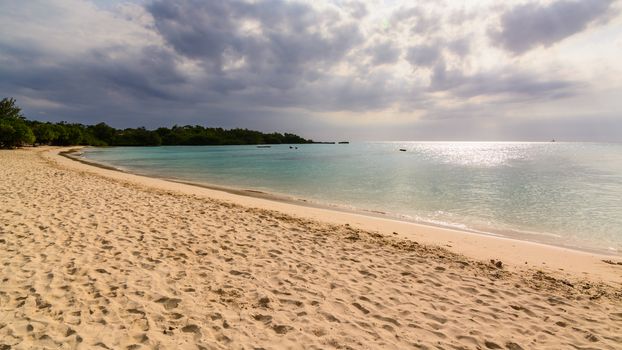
[{"x1": 256, "y1": 145, "x2": 271, "y2": 148}]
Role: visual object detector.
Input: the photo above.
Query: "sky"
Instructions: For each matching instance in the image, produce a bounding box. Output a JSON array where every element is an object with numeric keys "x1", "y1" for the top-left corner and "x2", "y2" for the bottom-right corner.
[{"x1": 1, "y1": 0, "x2": 621, "y2": 141}]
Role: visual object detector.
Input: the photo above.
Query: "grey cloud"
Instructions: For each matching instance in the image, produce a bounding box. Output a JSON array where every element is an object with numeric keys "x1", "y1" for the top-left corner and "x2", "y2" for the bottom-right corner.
[
  {"x1": 0, "y1": 41, "x2": 192, "y2": 126},
  {"x1": 147, "y1": 2, "x2": 242, "y2": 64},
  {"x1": 1, "y1": 0, "x2": 404, "y2": 129},
  {"x1": 343, "y1": 0, "x2": 368, "y2": 19},
  {"x1": 143, "y1": 0, "x2": 418, "y2": 112},
  {"x1": 224, "y1": 69, "x2": 407, "y2": 113},
  {"x1": 406, "y1": 44, "x2": 441, "y2": 67},
  {"x1": 447, "y1": 37, "x2": 470, "y2": 57},
  {"x1": 365, "y1": 40, "x2": 401, "y2": 65},
  {"x1": 430, "y1": 61, "x2": 578, "y2": 101},
  {"x1": 490, "y1": 0, "x2": 615, "y2": 54},
  {"x1": 148, "y1": 0, "x2": 363, "y2": 93}
]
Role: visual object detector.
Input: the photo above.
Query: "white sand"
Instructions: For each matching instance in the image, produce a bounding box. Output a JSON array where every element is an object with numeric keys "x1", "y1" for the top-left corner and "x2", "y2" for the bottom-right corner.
[{"x1": 0, "y1": 147, "x2": 620, "y2": 349}]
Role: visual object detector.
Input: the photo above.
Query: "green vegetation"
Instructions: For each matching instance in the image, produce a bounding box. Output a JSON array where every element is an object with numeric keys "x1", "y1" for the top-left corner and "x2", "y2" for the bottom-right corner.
[
  {"x1": 0, "y1": 97, "x2": 312, "y2": 149},
  {"x1": 0, "y1": 98, "x2": 35, "y2": 148}
]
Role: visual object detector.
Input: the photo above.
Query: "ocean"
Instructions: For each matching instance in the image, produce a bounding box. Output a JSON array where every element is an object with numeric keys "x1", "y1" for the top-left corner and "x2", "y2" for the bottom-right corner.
[{"x1": 82, "y1": 142, "x2": 622, "y2": 254}]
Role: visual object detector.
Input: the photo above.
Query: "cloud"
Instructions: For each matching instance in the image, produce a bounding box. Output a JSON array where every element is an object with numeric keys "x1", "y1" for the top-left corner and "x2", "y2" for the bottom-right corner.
[
  {"x1": 490, "y1": 0, "x2": 616, "y2": 54},
  {"x1": 406, "y1": 44, "x2": 441, "y2": 67},
  {"x1": 147, "y1": 0, "x2": 363, "y2": 85},
  {"x1": 430, "y1": 61, "x2": 578, "y2": 101},
  {"x1": 391, "y1": 5, "x2": 441, "y2": 34},
  {"x1": 0, "y1": 0, "x2": 619, "y2": 141},
  {"x1": 342, "y1": 0, "x2": 368, "y2": 19},
  {"x1": 364, "y1": 40, "x2": 401, "y2": 65},
  {"x1": 447, "y1": 37, "x2": 471, "y2": 57}
]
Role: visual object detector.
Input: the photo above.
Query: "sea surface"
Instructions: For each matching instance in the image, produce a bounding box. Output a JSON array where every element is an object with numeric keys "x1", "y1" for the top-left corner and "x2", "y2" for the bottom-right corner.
[{"x1": 82, "y1": 142, "x2": 622, "y2": 254}]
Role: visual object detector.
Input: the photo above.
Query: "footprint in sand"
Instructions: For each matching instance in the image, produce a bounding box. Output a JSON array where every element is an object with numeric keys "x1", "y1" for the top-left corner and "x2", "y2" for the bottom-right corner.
[
  {"x1": 181, "y1": 324, "x2": 201, "y2": 334},
  {"x1": 272, "y1": 324, "x2": 293, "y2": 334},
  {"x1": 351, "y1": 302, "x2": 370, "y2": 314},
  {"x1": 155, "y1": 297, "x2": 182, "y2": 310},
  {"x1": 253, "y1": 314, "x2": 273, "y2": 324}
]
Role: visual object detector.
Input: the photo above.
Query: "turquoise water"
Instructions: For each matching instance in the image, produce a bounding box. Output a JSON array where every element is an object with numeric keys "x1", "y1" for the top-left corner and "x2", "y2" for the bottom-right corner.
[{"x1": 83, "y1": 142, "x2": 622, "y2": 254}]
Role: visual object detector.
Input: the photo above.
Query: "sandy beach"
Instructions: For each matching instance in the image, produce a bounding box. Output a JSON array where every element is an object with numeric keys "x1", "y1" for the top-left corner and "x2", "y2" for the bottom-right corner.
[{"x1": 1, "y1": 147, "x2": 621, "y2": 349}]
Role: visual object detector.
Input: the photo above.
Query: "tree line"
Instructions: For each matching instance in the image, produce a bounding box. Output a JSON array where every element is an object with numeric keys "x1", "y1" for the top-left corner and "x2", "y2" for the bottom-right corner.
[{"x1": 0, "y1": 97, "x2": 313, "y2": 149}]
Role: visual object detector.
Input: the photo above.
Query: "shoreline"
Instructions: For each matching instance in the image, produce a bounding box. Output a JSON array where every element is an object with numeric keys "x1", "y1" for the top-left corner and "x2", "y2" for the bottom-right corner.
[
  {"x1": 67, "y1": 147, "x2": 620, "y2": 258},
  {"x1": 53, "y1": 147, "x2": 622, "y2": 284}
]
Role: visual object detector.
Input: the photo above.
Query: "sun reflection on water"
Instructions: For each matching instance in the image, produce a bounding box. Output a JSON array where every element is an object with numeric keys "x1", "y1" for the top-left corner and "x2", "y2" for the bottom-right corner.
[{"x1": 407, "y1": 142, "x2": 535, "y2": 167}]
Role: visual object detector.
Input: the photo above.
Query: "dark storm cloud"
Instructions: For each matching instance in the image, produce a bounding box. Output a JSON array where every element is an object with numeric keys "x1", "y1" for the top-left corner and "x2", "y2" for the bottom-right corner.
[
  {"x1": 89, "y1": 46, "x2": 187, "y2": 99},
  {"x1": 0, "y1": 40, "x2": 192, "y2": 126},
  {"x1": 141, "y1": 0, "x2": 413, "y2": 113},
  {"x1": 490, "y1": 0, "x2": 616, "y2": 54},
  {"x1": 1, "y1": 0, "x2": 385, "y2": 128},
  {"x1": 147, "y1": 0, "x2": 363, "y2": 92}
]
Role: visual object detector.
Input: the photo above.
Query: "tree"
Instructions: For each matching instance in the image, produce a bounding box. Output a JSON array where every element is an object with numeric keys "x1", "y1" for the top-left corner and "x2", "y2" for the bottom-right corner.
[
  {"x1": 0, "y1": 96, "x2": 313, "y2": 148},
  {"x1": 0, "y1": 97, "x2": 25, "y2": 121},
  {"x1": 114, "y1": 127, "x2": 161, "y2": 146},
  {"x1": 0, "y1": 98, "x2": 34, "y2": 148},
  {"x1": 0, "y1": 119, "x2": 35, "y2": 148},
  {"x1": 32, "y1": 122, "x2": 58, "y2": 145},
  {"x1": 89, "y1": 122, "x2": 116, "y2": 145},
  {"x1": 52, "y1": 123, "x2": 84, "y2": 146}
]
